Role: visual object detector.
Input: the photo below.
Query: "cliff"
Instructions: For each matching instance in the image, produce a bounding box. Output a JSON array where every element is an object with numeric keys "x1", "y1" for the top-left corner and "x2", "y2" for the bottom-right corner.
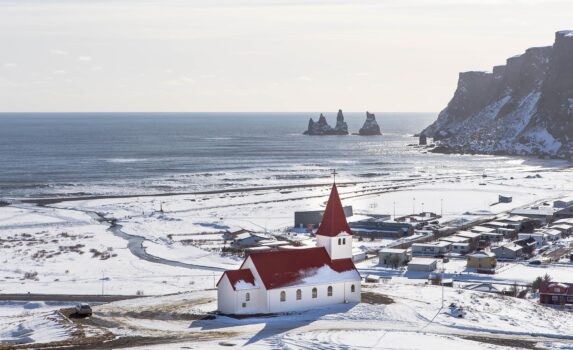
[
  {"x1": 358, "y1": 111, "x2": 382, "y2": 135},
  {"x1": 422, "y1": 31, "x2": 573, "y2": 158}
]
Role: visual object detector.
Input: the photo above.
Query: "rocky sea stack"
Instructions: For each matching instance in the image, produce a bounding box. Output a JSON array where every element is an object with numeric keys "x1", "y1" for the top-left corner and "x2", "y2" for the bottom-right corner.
[
  {"x1": 422, "y1": 31, "x2": 573, "y2": 159},
  {"x1": 358, "y1": 111, "x2": 382, "y2": 135},
  {"x1": 303, "y1": 109, "x2": 348, "y2": 135}
]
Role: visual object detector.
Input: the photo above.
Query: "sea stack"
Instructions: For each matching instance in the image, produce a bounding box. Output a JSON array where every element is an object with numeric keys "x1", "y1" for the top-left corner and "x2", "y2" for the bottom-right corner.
[
  {"x1": 303, "y1": 110, "x2": 348, "y2": 135},
  {"x1": 358, "y1": 111, "x2": 382, "y2": 135},
  {"x1": 333, "y1": 109, "x2": 349, "y2": 135},
  {"x1": 419, "y1": 133, "x2": 428, "y2": 145}
]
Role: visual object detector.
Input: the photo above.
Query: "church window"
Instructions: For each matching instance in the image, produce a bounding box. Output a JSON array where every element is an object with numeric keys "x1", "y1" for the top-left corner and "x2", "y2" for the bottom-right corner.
[
  {"x1": 327, "y1": 286, "x2": 333, "y2": 297},
  {"x1": 296, "y1": 289, "x2": 302, "y2": 300},
  {"x1": 343, "y1": 238, "x2": 346, "y2": 245},
  {"x1": 245, "y1": 293, "x2": 250, "y2": 302},
  {"x1": 280, "y1": 291, "x2": 286, "y2": 302},
  {"x1": 312, "y1": 287, "x2": 317, "y2": 298},
  {"x1": 338, "y1": 238, "x2": 341, "y2": 245},
  {"x1": 351, "y1": 284, "x2": 355, "y2": 293}
]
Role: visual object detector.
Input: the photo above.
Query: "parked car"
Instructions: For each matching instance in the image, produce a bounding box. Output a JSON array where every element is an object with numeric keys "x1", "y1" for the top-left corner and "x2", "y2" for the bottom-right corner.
[
  {"x1": 75, "y1": 303, "x2": 92, "y2": 317},
  {"x1": 529, "y1": 260, "x2": 541, "y2": 265}
]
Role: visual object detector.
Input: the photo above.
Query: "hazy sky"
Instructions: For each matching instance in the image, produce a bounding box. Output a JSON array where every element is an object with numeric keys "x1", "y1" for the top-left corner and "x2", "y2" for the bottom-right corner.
[{"x1": 0, "y1": 0, "x2": 572, "y2": 112}]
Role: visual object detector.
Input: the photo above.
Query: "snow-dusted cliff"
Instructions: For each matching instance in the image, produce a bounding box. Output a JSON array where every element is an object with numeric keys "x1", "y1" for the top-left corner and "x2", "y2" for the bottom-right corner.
[{"x1": 423, "y1": 31, "x2": 573, "y2": 158}]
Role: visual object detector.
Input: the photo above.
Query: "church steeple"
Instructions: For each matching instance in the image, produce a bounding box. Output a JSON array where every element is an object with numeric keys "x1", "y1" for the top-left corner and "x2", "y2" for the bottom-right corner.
[
  {"x1": 316, "y1": 176, "x2": 353, "y2": 260},
  {"x1": 316, "y1": 182, "x2": 352, "y2": 238}
]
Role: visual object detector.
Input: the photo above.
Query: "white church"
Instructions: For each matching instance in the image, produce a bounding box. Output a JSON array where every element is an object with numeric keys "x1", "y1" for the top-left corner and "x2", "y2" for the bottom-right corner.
[{"x1": 217, "y1": 182, "x2": 361, "y2": 315}]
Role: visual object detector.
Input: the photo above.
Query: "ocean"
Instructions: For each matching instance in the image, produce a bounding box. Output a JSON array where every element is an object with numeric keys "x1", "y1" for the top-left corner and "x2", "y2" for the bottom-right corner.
[{"x1": 0, "y1": 112, "x2": 535, "y2": 198}]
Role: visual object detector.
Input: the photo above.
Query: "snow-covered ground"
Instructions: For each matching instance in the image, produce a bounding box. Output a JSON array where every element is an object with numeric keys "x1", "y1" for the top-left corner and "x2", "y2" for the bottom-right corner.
[{"x1": 2, "y1": 160, "x2": 573, "y2": 348}]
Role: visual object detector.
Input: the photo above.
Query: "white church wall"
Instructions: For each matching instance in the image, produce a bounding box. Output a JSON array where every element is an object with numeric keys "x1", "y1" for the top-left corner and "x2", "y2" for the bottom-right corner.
[
  {"x1": 217, "y1": 274, "x2": 237, "y2": 314},
  {"x1": 267, "y1": 280, "x2": 360, "y2": 313},
  {"x1": 239, "y1": 258, "x2": 269, "y2": 313}
]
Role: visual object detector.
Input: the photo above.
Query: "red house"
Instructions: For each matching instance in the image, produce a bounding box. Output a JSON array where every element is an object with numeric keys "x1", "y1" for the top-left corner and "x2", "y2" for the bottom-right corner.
[{"x1": 539, "y1": 282, "x2": 573, "y2": 305}]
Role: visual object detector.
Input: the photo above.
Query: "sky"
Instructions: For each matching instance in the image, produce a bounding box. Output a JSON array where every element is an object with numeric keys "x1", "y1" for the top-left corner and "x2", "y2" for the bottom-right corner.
[{"x1": 0, "y1": 0, "x2": 572, "y2": 112}]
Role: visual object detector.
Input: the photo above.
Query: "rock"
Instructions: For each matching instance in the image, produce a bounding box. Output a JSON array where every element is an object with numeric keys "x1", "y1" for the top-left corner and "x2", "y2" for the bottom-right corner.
[
  {"x1": 333, "y1": 109, "x2": 349, "y2": 135},
  {"x1": 303, "y1": 114, "x2": 333, "y2": 135},
  {"x1": 422, "y1": 30, "x2": 573, "y2": 159},
  {"x1": 303, "y1": 110, "x2": 348, "y2": 135},
  {"x1": 419, "y1": 133, "x2": 427, "y2": 145},
  {"x1": 358, "y1": 111, "x2": 382, "y2": 135}
]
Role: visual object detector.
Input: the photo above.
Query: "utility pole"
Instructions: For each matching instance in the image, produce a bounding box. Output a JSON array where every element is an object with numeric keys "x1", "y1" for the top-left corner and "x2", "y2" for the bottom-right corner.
[
  {"x1": 412, "y1": 198, "x2": 416, "y2": 215},
  {"x1": 101, "y1": 270, "x2": 105, "y2": 296},
  {"x1": 440, "y1": 198, "x2": 444, "y2": 217},
  {"x1": 393, "y1": 202, "x2": 396, "y2": 221}
]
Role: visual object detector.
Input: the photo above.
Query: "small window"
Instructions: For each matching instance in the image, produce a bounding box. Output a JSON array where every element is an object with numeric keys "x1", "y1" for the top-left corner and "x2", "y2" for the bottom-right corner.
[
  {"x1": 555, "y1": 288, "x2": 561, "y2": 293},
  {"x1": 343, "y1": 238, "x2": 346, "y2": 245},
  {"x1": 242, "y1": 302, "x2": 246, "y2": 308},
  {"x1": 312, "y1": 287, "x2": 317, "y2": 298},
  {"x1": 245, "y1": 292, "x2": 250, "y2": 302},
  {"x1": 327, "y1": 286, "x2": 333, "y2": 297},
  {"x1": 552, "y1": 295, "x2": 559, "y2": 301},
  {"x1": 338, "y1": 238, "x2": 341, "y2": 245},
  {"x1": 296, "y1": 289, "x2": 302, "y2": 300},
  {"x1": 351, "y1": 284, "x2": 355, "y2": 293},
  {"x1": 280, "y1": 291, "x2": 286, "y2": 302}
]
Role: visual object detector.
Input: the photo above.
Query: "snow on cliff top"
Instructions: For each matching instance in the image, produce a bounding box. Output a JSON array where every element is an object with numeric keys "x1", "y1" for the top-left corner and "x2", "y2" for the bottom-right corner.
[{"x1": 557, "y1": 30, "x2": 573, "y2": 37}]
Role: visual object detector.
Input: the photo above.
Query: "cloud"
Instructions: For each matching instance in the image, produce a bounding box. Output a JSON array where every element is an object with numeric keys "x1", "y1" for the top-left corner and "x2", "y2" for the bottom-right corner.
[
  {"x1": 3, "y1": 63, "x2": 17, "y2": 68},
  {"x1": 91, "y1": 66, "x2": 104, "y2": 71},
  {"x1": 52, "y1": 70, "x2": 67, "y2": 75},
  {"x1": 78, "y1": 56, "x2": 92, "y2": 62},
  {"x1": 49, "y1": 49, "x2": 68, "y2": 55}
]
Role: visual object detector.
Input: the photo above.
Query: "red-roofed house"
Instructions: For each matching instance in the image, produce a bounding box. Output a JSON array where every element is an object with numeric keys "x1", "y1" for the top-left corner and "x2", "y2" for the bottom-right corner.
[
  {"x1": 539, "y1": 282, "x2": 573, "y2": 305},
  {"x1": 217, "y1": 183, "x2": 361, "y2": 314}
]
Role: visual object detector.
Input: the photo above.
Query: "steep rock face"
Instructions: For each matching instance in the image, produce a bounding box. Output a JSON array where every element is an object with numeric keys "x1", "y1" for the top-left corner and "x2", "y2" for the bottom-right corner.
[
  {"x1": 423, "y1": 31, "x2": 573, "y2": 158},
  {"x1": 359, "y1": 111, "x2": 382, "y2": 135},
  {"x1": 303, "y1": 110, "x2": 348, "y2": 135}
]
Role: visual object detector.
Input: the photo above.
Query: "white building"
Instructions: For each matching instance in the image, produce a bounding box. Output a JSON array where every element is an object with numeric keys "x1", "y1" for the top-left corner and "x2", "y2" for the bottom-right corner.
[
  {"x1": 411, "y1": 241, "x2": 450, "y2": 256},
  {"x1": 407, "y1": 258, "x2": 437, "y2": 272},
  {"x1": 378, "y1": 248, "x2": 409, "y2": 266},
  {"x1": 217, "y1": 183, "x2": 361, "y2": 315},
  {"x1": 518, "y1": 233, "x2": 547, "y2": 247}
]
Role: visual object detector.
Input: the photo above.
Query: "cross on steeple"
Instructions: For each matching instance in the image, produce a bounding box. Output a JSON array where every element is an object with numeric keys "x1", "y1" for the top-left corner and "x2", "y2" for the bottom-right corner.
[{"x1": 331, "y1": 169, "x2": 338, "y2": 184}]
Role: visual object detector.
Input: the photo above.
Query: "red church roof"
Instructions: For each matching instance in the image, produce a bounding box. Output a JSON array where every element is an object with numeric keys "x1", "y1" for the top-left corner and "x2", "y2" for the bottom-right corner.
[
  {"x1": 217, "y1": 269, "x2": 257, "y2": 291},
  {"x1": 242, "y1": 247, "x2": 359, "y2": 290},
  {"x1": 316, "y1": 183, "x2": 352, "y2": 237}
]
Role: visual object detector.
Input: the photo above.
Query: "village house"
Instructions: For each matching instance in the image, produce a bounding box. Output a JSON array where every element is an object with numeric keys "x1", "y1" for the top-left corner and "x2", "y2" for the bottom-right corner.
[
  {"x1": 514, "y1": 237, "x2": 537, "y2": 254},
  {"x1": 538, "y1": 228, "x2": 562, "y2": 241},
  {"x1": 217, "y1": 183, "x2": 361, "y2": 315},
  {"x1": 518, "y1": 232, "x2": 547, "y2": 247},
  {"x1": 511, "y1": 206, "x2": 556, "y2": 225},
  {"x1": 456, "y1": 231, "x2": 483, "y2": 249},
  {"x1": 482, "y1": 221, "x2": 518, "y2": 238},
  {"x1": 491, "y1": 243, "x2": 524, "y2": 260},
  {"x1": 411, "y1": 241, "x2": 450, "y2": 257},
  {"x1": 378, "y1": 248, "x2": 409, "y2": 267},
  {"x1": 407, "y1": 257, "x2": 438, "y2": 272},
  {"x1": 451, "y1": 242, "x2": 471, "y2": 254},
  {"x1": 497, "y1": 215, "x2": 536, "y2": 232},
  {"x1": 539, "y1": 282, "x2": 573, "y2": 306},
  {"x1": 550, "y1": 224, "x2": 573, "y2": 236},
  {"x1": 466, "y1": 251, "x2": 497, "y2": 272}
]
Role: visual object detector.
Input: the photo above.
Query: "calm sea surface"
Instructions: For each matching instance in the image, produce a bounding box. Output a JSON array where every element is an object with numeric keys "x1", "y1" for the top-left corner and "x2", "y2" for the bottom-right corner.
[{"x1": 0, "y1": 112, "x2": 539, "y2": 198}]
